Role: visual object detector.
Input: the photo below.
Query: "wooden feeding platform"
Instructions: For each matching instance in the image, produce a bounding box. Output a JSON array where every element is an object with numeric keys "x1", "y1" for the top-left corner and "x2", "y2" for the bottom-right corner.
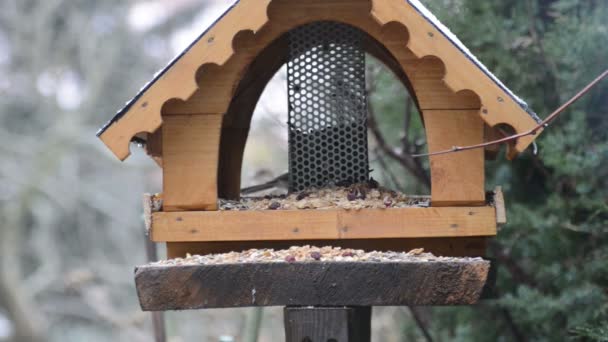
[{"x1": 135, "y1": 247, "x2": 490, "y2": 310}]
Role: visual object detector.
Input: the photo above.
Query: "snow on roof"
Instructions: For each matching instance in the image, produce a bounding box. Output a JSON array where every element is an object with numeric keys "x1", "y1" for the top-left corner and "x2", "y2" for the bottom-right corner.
[
  {"x1": 96, "y1": 0, "x2": 240, "y2": 136},
  {"x1": 97, "y1": 0, "x2": 539, "y2": 137},
  {"x1": 407, "y1": 0, "x2": 540, "y2": 121}
]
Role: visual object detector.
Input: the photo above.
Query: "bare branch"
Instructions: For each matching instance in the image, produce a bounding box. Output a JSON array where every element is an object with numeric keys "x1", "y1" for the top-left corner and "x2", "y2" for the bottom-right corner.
[
  {"x1": 368, "y1": 104, "x2": 431, "y2": 187},
  {"x1": 372, "y1": 147, "x2": 406, "y2": 191},
  {"x1": 409, "y1": 307, "x2": 434, "y2": 342},
  {"x1": 367, "y1": 66, "x2": 431, "y2": 188}
]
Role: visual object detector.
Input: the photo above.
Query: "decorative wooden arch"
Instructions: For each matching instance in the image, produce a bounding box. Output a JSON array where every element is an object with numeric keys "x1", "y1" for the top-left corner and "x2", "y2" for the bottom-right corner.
[
  {"x1": 98, "y1": 0, "x2": 539, "y2": 257},
  {"x1": 213, "y1": 19, "x2": 483, "y2": 205}
]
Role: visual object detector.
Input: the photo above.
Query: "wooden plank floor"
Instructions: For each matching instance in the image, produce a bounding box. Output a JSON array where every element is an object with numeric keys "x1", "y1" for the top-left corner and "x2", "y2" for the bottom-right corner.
[{"x1": 135, "y1": 259, "x2": 490, "y2": 310}]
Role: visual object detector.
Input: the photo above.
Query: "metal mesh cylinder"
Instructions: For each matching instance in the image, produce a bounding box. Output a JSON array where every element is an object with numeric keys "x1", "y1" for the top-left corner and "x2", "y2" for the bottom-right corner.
[{"x1": 287, "y1": 22, "x2": 369, "y2": 192}]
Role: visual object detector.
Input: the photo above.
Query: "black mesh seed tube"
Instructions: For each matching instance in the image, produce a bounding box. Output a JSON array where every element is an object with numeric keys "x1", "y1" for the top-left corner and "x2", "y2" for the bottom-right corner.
[{"x1": 287, "y1": 22, "x2": 370, "y2": 192}]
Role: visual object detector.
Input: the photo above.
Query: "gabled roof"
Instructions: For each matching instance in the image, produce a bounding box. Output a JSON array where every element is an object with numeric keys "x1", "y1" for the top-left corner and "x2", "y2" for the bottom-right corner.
[
  {"x1": 96, "y1": 1, "x2": 241, "y2": 138},
  {"x1": 98, "y1": 0, "x2": 541, "y2": 161}
]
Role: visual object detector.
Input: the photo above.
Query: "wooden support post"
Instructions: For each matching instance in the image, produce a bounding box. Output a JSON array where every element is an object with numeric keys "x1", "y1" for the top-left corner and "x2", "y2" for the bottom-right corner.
[
  {"x1": 161, "y1": 114, "x2": 222, "y2": 211},
  {"x1": 284, "y1": 307, "x2": 371, "y2": 342},
  {"x1": 422, "y1": 109, "x2": 485, "y2": 206}
]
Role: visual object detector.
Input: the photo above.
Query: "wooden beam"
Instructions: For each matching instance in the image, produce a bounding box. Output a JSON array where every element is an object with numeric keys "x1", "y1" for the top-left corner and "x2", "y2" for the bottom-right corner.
[
  {"x1": 135, "y1": 259, "x2": 490, "y2": 310},
  {"x1": 151, "y1": 206, "x2": 496, "y2": 242},
  {"x1": 284, "y1": 307, "x2": 372, "y2": 342},
  {"x1": 423, "y1": 109, "x2": 485, "y2": 206},
  {"x1": 161, "y1": 114, "x2": 222, "y2": 211}
]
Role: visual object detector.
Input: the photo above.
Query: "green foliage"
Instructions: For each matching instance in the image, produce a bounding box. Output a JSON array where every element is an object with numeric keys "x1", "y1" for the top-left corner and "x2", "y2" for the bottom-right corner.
[
  {"x1": 373, "y1": 0, "x2": 608, "y2": 340},
  {"x1": 570, "y1": 324, "x2": 608, "y2": 341}
]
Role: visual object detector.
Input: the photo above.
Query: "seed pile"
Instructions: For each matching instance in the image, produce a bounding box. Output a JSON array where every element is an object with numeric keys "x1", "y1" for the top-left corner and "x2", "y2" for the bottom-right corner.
[
  {"x1": 219, "y1": 183, "x2": 430, "y2": 211},
  {"x1": 147, "y1": 184, "x2": 430, "y2": 212},
  {"x1": 154, "y1": 246, "x2": 483, "y2": 266}
]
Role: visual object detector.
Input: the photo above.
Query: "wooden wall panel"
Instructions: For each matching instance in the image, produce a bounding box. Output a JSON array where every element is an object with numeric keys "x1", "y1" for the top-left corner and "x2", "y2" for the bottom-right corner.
[
  {"x1": 151, "y1": 207, "x2": 496, "y2": 242},
  {"x1": 145, "y1": 128, "x2": 163, "y2": 167},
  {"x1": 161, "y1": 114, "x2": 222, "y2": 211},
  {"x1": 423, "y1": 109, "x2": 485, "y2": 206}
]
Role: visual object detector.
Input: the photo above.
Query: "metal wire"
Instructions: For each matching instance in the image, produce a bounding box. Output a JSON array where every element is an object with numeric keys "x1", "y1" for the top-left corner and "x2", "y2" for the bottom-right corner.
[{"x1": 287, "y1": 22, "x2": 370, "y2": 192}]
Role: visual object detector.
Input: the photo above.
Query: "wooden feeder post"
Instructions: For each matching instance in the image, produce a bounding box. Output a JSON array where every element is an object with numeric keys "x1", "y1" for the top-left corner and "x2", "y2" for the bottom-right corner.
[
  {"x1": 97, "y1": 0, "x2": 543, "y2": 340},
  {"x1": 284, "y1": 307, "x2": 371, "y2": 342}
]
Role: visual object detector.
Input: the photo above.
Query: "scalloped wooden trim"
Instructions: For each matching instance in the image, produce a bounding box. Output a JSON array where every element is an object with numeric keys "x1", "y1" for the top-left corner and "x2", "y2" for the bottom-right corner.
[
  {"x1": 100, "y1": 0, "x2": 540, "y2": 161},
  {"x1": 99, "y1": 0, "x2": 271, "y2": 160},
  {"x1": 370, "y1": 0, "x2": 540, "y2": 153}
]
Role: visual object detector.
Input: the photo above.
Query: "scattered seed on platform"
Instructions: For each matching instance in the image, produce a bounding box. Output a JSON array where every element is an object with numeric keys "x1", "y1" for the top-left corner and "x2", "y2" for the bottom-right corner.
[
  {"x1": 285, "y1": 255, "x2": 296, "y2": 263},
  {"x1": 268, "y1": 202, "x2": 281, "y2": 210},
  {"x1": 217, "y1": 183, "x2": 431, "y2": 212},
  {"x1": 296, "y1": 192, "x2": 310, "y2": 201},
  {"x1": 152, "y1": 246, "x2": 483, "y2": 266}
]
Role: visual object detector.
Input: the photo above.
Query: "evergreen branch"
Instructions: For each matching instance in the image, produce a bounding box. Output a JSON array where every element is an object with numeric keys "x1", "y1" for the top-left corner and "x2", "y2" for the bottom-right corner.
[{"x1": 490, "y1": 241, "x2": 541, "y2": 290}]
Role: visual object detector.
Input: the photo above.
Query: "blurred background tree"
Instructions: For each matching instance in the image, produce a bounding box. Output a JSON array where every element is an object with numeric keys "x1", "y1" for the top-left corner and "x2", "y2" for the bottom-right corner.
[{"x1": 0, "y1": 0, "x2": 606, "y2": 341}]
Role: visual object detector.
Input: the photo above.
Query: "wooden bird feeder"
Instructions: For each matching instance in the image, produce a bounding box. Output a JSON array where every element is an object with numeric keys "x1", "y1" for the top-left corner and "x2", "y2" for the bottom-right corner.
[{"x1": 98, "y1": 0, "x2": 541, "y2": 338}]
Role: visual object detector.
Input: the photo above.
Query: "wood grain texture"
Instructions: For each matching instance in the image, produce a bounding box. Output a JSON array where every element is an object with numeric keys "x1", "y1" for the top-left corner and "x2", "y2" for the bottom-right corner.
[
  {"x1": 161, "y1": 114, "x2": 222, "y2": 211},
  {"x1": 423, "y1": 109, "x2": 485, "y2": 206},
  {"x1": 409, "y1": 56, "x2": 481, "y2": 110},
  {"x1": 150, "y1": 207, "x2": 496, "y2": 242},
  {"x1": 135, "y1": 259, "x2": 490, "y2": 310},
  {"x1": 145, "y1": 128, "x2": 163, "y2": 167},
  {"x1": 284, "y1": 307, "x2": 371, "y2": 342},
  {"x1": 484, "y1": 124, "x2": 503, "y2": 160}
]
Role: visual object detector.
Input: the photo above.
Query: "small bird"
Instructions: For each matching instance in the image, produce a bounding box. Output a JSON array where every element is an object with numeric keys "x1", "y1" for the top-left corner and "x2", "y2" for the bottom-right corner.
[{"x1": 241, "y1": 173, "x2": 289, "y2": 195}]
